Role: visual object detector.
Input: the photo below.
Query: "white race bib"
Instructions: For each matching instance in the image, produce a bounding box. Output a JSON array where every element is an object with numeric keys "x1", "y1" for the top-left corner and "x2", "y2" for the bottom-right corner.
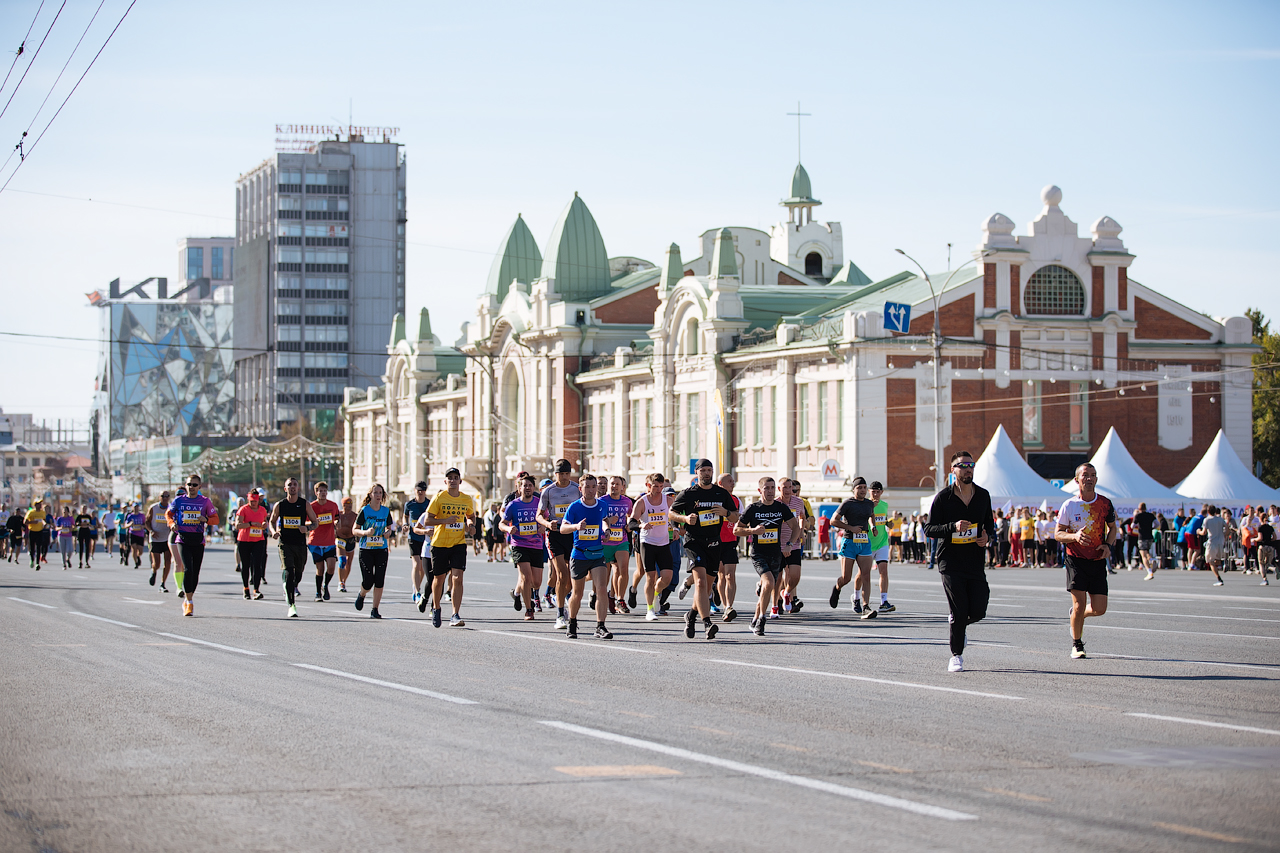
[
  {"x1": 249, "y1": 526, "x2": 263, "y2": 538},
  {"x1": 578, "y1": 525, "x2": 599, "y2": 541},
  {"x1": 316, "y1": 513, "x2": 333, "y2": 525},
  {"x1": 554, "y1": 503, "x2": 569, "y2": 520},
  {"x1": 365, "y1": 535, "x2": 385, "y2": 548},
  {"x1": 699, "y1": 510, "x2": 720, "y2": 526},
  {"x1": 446, "y1": 519, "x2": 465, "y2": 531},
  {"x1": 181, "y1": 510, "x2": 202, "y2": 526},
  {"x1": 518, "y1": 521, "x2": 536, "y2": 536},
  {"x1": 847, "y1": 530, "x2": 869, "y2": 543},
  {"x1": 758, "y1": 529, "x2": 779, "y2": 544}
]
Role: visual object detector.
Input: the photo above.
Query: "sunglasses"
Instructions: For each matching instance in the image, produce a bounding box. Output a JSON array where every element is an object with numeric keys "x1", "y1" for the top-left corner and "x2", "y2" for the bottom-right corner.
[
  {"x1": 952, "y1": 463, "x2": 974, "y2": 470},
  {"x1": 185, "y1": 482, "x2": 200, "y2": 487}
]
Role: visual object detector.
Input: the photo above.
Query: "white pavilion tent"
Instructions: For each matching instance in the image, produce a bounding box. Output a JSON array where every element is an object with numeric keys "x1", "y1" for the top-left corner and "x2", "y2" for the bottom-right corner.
[
  {"x1": 1175, "y1": 430, "x2": 1280, "y2": 514},
  {"x1": 1061, "y1": 427, "x2": 1187, "y2": 516}
]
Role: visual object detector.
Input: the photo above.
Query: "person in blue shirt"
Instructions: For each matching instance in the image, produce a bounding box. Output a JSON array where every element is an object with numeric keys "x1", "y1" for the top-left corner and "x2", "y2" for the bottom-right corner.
[
  {"x1": 1184, "y1": 506, "x2": 1207, "y2": 569},
  {"x1": 559, "y1": 473, "x2": 614, "y2": 641},
  {"x1": 403, "y1": 481, "x2": 432, "y2": 607},
  {"x1": 351, "y1": 484, "x2": 393, "y2": 619}
]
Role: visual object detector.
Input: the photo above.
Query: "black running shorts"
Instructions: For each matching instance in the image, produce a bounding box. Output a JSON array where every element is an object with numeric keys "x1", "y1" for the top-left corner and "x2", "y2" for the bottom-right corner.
[
  {"x1": 510, "y1": 546, "x2": 545, "y2": 569},
  {"x1": 430, "y1": 543, "x2": 468, "y2": 575},
  {"x1": 1065, "y1": 556, "x2": 1108, "y2": 595},
  {"x1": 641, "y1": 541, "x2": 673, "y2": 573}
]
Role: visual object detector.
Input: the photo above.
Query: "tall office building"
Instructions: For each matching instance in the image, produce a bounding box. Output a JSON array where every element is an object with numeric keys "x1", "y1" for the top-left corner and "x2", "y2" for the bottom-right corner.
[{"x1": 233, "y1": 138, "x2": 406, "y2": 432}]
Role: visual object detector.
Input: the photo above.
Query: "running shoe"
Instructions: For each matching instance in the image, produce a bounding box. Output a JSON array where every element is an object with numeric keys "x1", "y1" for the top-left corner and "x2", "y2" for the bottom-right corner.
[
  {"x1": 1144, "y1": 572, "x2": 1155, "y2": 581},
  {"x1": 860, "y1": 606, "x2": 877, "y2": 620},
  {"x1": 323, "y1": 587, "x2": 330, "y2": 601},
  {"x1": 782, "y1": 592, "x2": 792, "y2": 613},
  {"x1": 370, "y1": 609, "x2": 381, "y2": 619},
  {"x1": 1262, "y1": 580, "x2": 1270, "y2": 586},
  {"x1": 678, "y1": 581, "x2": 690, "y2": 600},
  {"x1": 314, "y1": 593, "x2": 323, "y2": 602},
  {"x1": 792, "y1": 599, "x2": 804, "y2": 613},
  {"x1": 417, "y1": 594, "x2": 429, "y2": 614},
  {"x1": 828, "y1": 585, "x2": 840, "y2": 608},
  {"x1": 645, "y1": 607, "x2": 657, "y2": 622},
  {"x1": 354, "y1": 594, "x2": 365, "y2": 611},
  {"x1": 524, "y1": 608, "x2": 535, "y2": 620},
  {"x1": 253, "y1": 590, "x2": 264, "y2": 600},
  {"x1": 627, "y1": 587, "x2": 638, "y2": 609},
  {"x1": 567, "y1": 618, "x2": 578, "y2": 639},
  {"x1": 339, "y1": 584, "x2": 347, "y2": 593},
  {"x1": 288, "y1": 604, "x2": 298, "y2": 618},
  {"x1": 413, "y1": 591, "x2": 421, "y2": 605},
  {"x1": 616, "y1": 598, "x2": 630, "y2": 615},
  {"x1": 704, "y1": 622, "x2": 718, "y2": 641},
  {"x1": 443, "y1": 590, "x2": 451, "y2": 603},
  {"x1": 769, "y1": 605, "x2": 779, "y2": 619},
  {"x1": 608, "y1": 597, "x2": 617, "y2": 615},
  {"x1": 659, "y1": 604, "x2": 670, "y2": 617},
  {"x1": 512, "y1": 589, "x2": 523, "y2": 612},
  {"x1": 684, "y1": 608, "x2": 696, "y2": 639},
  {"x1": 555, "y1": 615, "x2": 568, "y2": 630},
  {"x1": 533, "y1": 597, "x2": 542, "y2": 613},
  {"x1": 450, "y1": 613, "x2": 465, "y2": 627},
  {"x1": 589, "y1": 591, "x2": 597, "y2": 610},
  {"x1": 723, "y1": 608, "x2": 737, "y2": 622},
  {"x1": 594, "y1": 625, "x2": 613, "y2": 640},
  {"x1": 1212, "y1": 580, "x2": 1224, "y2": 586},
  {"x1": 149, "y1": 572, "x2": 157, "y2": 587},
  {"x1": 1071, "y1": 639, "x2": 1086, "y2": 659},
  {"x1": 160, "y1": 583, "x2": 169, "y2": 593},
  {"x1": 948, "y1": 655, "x2": 964, "y2": 672},
  {"x1": 710, "y1": 602, "x2": 721, "y2": 615},
  {"x1": 878, "y1": 601, "x2": 896, "y2": 613},
  {"x1": 544, "y1": 591, "x2": 556, "y2": 609},
  {"x1": 243, "y1": 588, "x2": 251, "y2": 600},
  {"x1": 183, "y1": 599, "x2": 193, "y2": 616},
  {"x1": 751, "y1": 616, "x2": 765, "y2": 636},
  {"x1": 852, "y1": 598, "x2": 863, "y2": 614},
  {"x1": 432, "y1": 607, "x2": 442, "y2": 628}
]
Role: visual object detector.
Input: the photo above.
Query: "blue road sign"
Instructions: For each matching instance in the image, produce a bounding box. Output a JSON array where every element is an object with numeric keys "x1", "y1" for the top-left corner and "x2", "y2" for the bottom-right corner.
[{"x1": 884, "y1": 301, "x2": 912, "y2": 334}]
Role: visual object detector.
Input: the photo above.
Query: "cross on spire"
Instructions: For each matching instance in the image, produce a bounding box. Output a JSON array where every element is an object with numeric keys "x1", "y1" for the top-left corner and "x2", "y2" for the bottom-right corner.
[{"x1": 787, "y1": 101, "x2": 811, "y2": 162}]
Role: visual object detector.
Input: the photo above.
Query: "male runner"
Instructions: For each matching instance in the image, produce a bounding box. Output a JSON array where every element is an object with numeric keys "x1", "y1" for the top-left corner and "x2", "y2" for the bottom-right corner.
[
  {"x1": 867, "y1": 481, "x2": 895, "y2": 613},
  {"x1": 735, "y1": 476, "x2": 796, "y2": 636},
  {"x1": 502, "y1": 473, "x2": 545, "y2": 619},
  {"x1": 828, "y1": 477, "x2": 878, "y2": 619},
  {"x1": 924, "y1": 452, "x2": 995, "y2": 672},
  {"x1": 270, "y1": 477, "x2": 318, "y2": 618},
  {"x1": 146, "y1": 492, "x2": 173, "y2": 589},
  {"x1": 629, "y1": 473, "x2": 674, "y2": 620},
  {"x1": 234, "y1": 489, "x2": 269, "y2": 598},
  {"x1": 166, "y1": 475, "x2": 219, "y2": 616},
  {"x1": 538, "y1": 460, "x2": 582, "y2": 629},
  {"x1": 26, "y1": 499, "x2": 48, "y2": 569},
  {"x1": 416, "y1": 467, "x2": 474, "y2": 627},
  {"x1": 126, "y1": 502, "x2": 147, "y2": 568},
  {"x1": 403, "y1": 481, "x2": 432, "y2": 606},
  {"x1": 75, "y1": 504, "x2": 97, "y2": 569},
  {"x1": 1055, "y1": 463, "x2": 1117, "y2": 659},
  {"x1": 309, "y1": 481, "x2": 340, "y2": 601},
  {"x1": 1201, "y1": 506, "x2": 1228, "y2": 586},
  {"x1": 670, "y1": 459, "x2": 736, "y2": 640},
  {"x1": 1132, "y1": 502, "x2": 1157, "y2": 580},
  {"x1": 115, "y1": 506, "x2": 128, "y2": 564},
  {"x1": 7, "y1": 507, "x2": 26, "y2": 563},
  {"x1": 335, "y1": 497, "x2": 357, "y2": 592},
  {"x1": 716, "y1": 472, "x2": 741, "y2": 622},
  {"x1": 560, "y1": 473, "x2": 614, "y2": 640},
  {"x1": 599, "y1": 475, "x2": 634, "y2": 615},
  {"x1": 0, "y1": 504, "x2": 9, "y2": 562}
]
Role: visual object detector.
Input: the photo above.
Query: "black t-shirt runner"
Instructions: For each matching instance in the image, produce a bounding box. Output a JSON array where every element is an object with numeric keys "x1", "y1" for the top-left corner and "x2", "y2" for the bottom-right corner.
[
  {"x1": 1259, "y1": 523, "x2": 1275, "y2": 545},
  {"x1": 276, "y1": 497, "x2": 309, "y2": 546},
  {"x1": 6, "y1": 514, "x2": 25, "y2": 536},
  {"x1": 1133, "y1": 511, "x2": 1155, "y2": 540},
  {"x1": 672, "y1": 484, "x2": 737, "y2": 547},
  {"x1": 739, "y1": 500, "x2": 794, "y2": 559},
  {"x1": 835, "y1": 497, "x2": 876, "y2": 544},
  {"x1": 75, "y1": 514, "x2": 95, "y2": 533},
  {"x1": 923, "y1": 484, "x2": 996, "y2": 574}
]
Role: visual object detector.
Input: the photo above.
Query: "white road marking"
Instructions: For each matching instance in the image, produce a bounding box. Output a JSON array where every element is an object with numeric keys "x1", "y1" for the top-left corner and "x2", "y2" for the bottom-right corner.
[
  {"x1": 795, "y1": 626, "x2": 1011, "y2": 647},
  {"x1": 893, "y1": 579, "x2": 1271, "y2": 603},
  {"x1": 122, "y1": 597, "x2": 165, "y2": 605},
  {"x1": 1124, "y1": 713, "x2": 1280, "y2": 737},
  {"x1": 1106, "y1": 610, "x2": 1280, "y2": 623},
  {"x1": 8, "y1": 597, "x2": 55, "y2": 609},
  {"x1": 68, "y1": 611, "x2": 137, "y2": 628},
  {"x1": 1092, "y1": 654, "x2": 1280, "y2": 672},
  {"x1": 1225, "y1": 606, "x2": 1280, "y2": 612},
  {"x1": 156, "y1": 633, "x2": 266, "y2": 656},
  {"x1": 290, "y1": 663, "x2": 477, "y2": 704},
  {"x1": 709, "y1": 659, "x2": 1025, "y2": 701},
  {"x1": 477, "y1": 629, "x2": 658, "y2": 654},
  {"x1": 540, "y1": 720, "x2": 977, "y2": 821},
  {"x1": 1090, "y1": 625, "x2": 1280, "y2": 641}
]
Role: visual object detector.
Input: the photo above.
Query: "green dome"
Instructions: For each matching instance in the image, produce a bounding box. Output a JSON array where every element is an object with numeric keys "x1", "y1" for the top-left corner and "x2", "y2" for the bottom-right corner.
[
  {"x1": 486, "y1": 214, "x2": 542, "y2": 302},
  {"x1": 541, "y1": 193, "x2": 611, "y2": 302},
  {"x1": 782, "y1": 163, "x2": 821, "y2": 206}
]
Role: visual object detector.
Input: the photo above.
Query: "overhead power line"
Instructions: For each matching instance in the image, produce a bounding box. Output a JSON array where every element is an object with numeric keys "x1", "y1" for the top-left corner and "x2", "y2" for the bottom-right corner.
[
  {"x1": 0, "y1": 0, "x2": 46, "y2": 98},
  {"x1": 0, "y1": 0, "x2": 65, "y2": 123}
]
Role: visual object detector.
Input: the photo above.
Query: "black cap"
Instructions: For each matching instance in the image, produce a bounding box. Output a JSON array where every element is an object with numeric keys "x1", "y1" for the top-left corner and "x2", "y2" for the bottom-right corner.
[
  {"x1": 870, "y1": 480, "x2": 883, "y2": 490},
  {"x1": 414, "y1": 481, "x2": 428, "y2": 490},
  {"x1": 851, "y1": 476, "x2": 867, "y2": 487},
  {"x1": 696, "y1": 458, "x2": 713, "y2": 470},
  {"x1": 444, "y1": 467, "x2": 461, "y2": 478},
  {"x1": 554, "y1": 459, "x2": 572, "y2": 473}
]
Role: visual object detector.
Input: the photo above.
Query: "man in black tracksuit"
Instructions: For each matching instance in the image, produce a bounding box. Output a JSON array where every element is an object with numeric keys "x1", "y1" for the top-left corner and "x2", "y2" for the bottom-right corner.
[{"x1": 924, "y1": 450, "x2": 996, "y2": 673}]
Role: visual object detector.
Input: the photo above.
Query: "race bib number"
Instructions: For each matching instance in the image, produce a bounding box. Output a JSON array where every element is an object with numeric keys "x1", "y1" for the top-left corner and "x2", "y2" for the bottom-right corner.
[
  {"x1": 951, "y1": 526, "x2": 978, "y2": 545},
  {"x1": 249, "y1": 526, "x2": 262, "y2": 538},
  {"x1": 874, "y1": 514, "x2": 888, "y2": 525},
  {"x1": 316, "y1": 513, "x2": 333, "y2": 525},
  {"x1": 446, "y1": 519, "x2": 465, "y2": 531},
  {"x1": 181, "y1": 510, "x2": 202, "y2": 526},
  {"x1": 366, "y1": 535, "x2": 385, "y2": 548},
  {"x1": 847, "y1": 530, "x2": 869, "y2": 543},
  {"x1": 699, "y1": 510, "x2": 720, "y2": 526},
  {"x1": 578, "y1": 525, "x2": 599, "y2": 541},
  {"x1": 282, "y1": 516, "x2": 301, "y2": 528},
  {"x1": 554, "y1": 503, "x2": 569, "y2": 520},
  {"x1": 517, "y1": 521, "x2": 536, "y2": 536},
  {"x1": 758, "y1": 529, "x2": 779, "y2": 544},
  {"x1": 605, "y1": 525, "x2": 625, "y2": 543},
  {"x1": 648, "y1": 511, "x2": 665, "y2": 525}
]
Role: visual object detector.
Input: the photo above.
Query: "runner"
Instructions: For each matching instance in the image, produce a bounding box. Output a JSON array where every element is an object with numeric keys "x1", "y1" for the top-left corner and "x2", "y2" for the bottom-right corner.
[
  {"x1": 54, "y1": 507, "x2": 74, "y2": 569},
  {"x1": 6, "y1": 507, "x2": 25, "y2": 564},
  {"x1": 483, "y1": 501, "x2": 500, "y2": 562},
  {"x1": 828, "y1": 478, "x2": 878, "y2": 619},
  {"x1": 1201, "y1": 505, "x2": 1228, "y2": 586},
  {"x1": 308, "y1": 481, "x2": 340, "y2": 602},
  {"x1": 1055, "y1": 463, "x2": 1117, "y2": 659},
  {"x1": 101, "y1": 507, "x2": 115, "y2": 559},
  {"x1": 1258, "y1": 515, "x2": 1275, "y2": 585},
  {"x1": 415, "y1": 467, "x2": 475, "y2": 627},
  {"x1": 868, "y1": 481, "x2": 895, "y2": 613},
  {"x1": 25, "y1": 498, "x2": 48, "y2": 569},
  {"x1": 234, "y1": 489, "x2": 269, "y2": 599},
  {"x1": 334, "y1": 496, "x2": 358, "y2": 593},
  {"x1": 114, "y1": 506, "x2": 129, "y2": 564},
  {"x1": 924, "y1": 452, "x2": 995, "y2": 672},
  {"x1": 270, "y1": 477, "x2": 318, "y2": 618},
  {"x1": 403, "y1": 481, "x2": 432, "y2": 606},
  {"x1": 599, "y1": 475, "x2": 634, "y2": 616},
  {"x1": 538, "y1": 459, "x2": 582, "y2": 630},
  {"x1": 735, "y1": 476, "x2": 796, "y2": 636},
  {"x1": 125, "y1": 502, "x2": 147, "y2": 568},
  {"x1": 72, "y1": 505, "x2": 92, "y2": 568},
  {"x1": 791, "y1": 480, "x2": 815, "y2": 610},
  {"x1": 670, "y1": 459, "x2": 736, "y2": 640},
  {"x1": 776, "y1": 479, "x2": 806, "y2": 614},
  {"x1": 501, "y1": 473, "x2": 544, "y2": 620},
  {"x1": 145, "y1": 492, "x2": 173, "y2": 589},
  {"x1": 628, "y1": 473, "x2": 674, "y2": 621},
  {"x1": 166, "y1": 475, "x2": 219, "y2": 616},
  {"x1": 715, "y1": 473, "x2": 740, "y2": 622},
  {"x1": 351, "y1": 483, "x2": 392, "y2": 618},
  {"x1": 1132, "y1": 502, "x2": 1157, "y2": 580},
  {"x1": 559, "y1": 473, "x2": 614, "y2": 640}
]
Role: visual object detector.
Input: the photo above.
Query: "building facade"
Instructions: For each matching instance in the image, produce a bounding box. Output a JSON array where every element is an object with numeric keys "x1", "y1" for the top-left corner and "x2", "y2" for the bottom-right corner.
[
  {"x1": 344, "y1": 174, "x2": 1257, "y2": 513},
  {"x1": 176, "y1": 236, "x2": 235, "y2": 301},
  {"x1": 233, "y1": 138, "x2": 406, "y2": 433}
]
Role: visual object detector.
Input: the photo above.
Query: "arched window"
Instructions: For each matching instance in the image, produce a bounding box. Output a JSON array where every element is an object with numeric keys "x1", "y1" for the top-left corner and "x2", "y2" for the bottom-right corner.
[
  {"x1": 805, "y1": 252, "x2": 823, "y2": 277},
  {"x1": 682, "y1": 316, "x2": 700, "y2": 356},
  {"x1": 1024, "y1": 265, "x2": 1086, "y2": 315}
]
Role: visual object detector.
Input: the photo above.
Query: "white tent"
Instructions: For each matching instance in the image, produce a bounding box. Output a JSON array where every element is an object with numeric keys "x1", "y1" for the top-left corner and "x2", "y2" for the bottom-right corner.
[
  {"x1": 919, "y1": 425, "x2": 1066, "y2": 515},
  {"x1": 1062, "y1": 427, "x2": 1186, "y2": 516},
  {"x1": 1175, "y1": 430, "x2": 1280, "y2": 511}
]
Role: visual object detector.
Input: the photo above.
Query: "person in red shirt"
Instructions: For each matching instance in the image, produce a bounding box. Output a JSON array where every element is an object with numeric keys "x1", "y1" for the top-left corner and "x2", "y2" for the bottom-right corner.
[
  {"x1": 309, "y1": 481, "x2": 340, "y2": 601},
  {"x1": 716, "y1": 473, "x2": 741, "y2": 622},
  {"x1": 235, "y1": 490, "x2": 269, "y2": 599}
]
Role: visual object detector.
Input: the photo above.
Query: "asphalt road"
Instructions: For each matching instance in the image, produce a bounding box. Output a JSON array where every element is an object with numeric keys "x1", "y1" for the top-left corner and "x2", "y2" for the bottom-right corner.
[{"x1": 2, "y1": 543, "x2": 1278, "y2": 852}]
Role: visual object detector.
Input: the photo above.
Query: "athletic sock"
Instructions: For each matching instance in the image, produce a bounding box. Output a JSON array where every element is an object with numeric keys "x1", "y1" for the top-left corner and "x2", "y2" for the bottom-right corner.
[
  {"x1": 175, "y1": 570, "x2": 185, "y2": 590},
  {"x1": 881, "y1": 592, "x2": 888, "y2": 603},
  {"x1": 315, "y1": 575, "x2": 323, "y2": 596},
  {"x1": 324, "y1": 571, "x2": 333, "y2": 589}
]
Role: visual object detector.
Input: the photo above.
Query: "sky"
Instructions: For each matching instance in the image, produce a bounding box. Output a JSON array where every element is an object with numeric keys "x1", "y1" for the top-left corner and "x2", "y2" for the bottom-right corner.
[{"x1": 0, "y1": 0, "x2": 1276, "y2": 431}]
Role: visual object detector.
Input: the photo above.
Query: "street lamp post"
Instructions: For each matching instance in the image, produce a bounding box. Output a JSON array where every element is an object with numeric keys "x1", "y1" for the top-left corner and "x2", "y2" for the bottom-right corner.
[{"x1": 894, "y1": 248, "x2": 994, "y2": 489}]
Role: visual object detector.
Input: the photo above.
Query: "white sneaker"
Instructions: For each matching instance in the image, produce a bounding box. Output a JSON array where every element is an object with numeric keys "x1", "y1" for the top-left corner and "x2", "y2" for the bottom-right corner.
[
  {"x1": 1212, "y1": 580, "x2": 1224, "y2": 586},
  {"x1": 288, "y1": 604, "x2": 298, "y2": 618},
  {"x1": 555, "y1": 615, "x2": 568, "y2": 630},
  {"x1": 1144, "y1": 572, "x2": 1155, "y2": 580},
  {"x1": 948, "y1": 655, "x2": 964, "y2": 672},
  {"x1": 645, "y1": 608, "x2": 657, "y2": 622}
]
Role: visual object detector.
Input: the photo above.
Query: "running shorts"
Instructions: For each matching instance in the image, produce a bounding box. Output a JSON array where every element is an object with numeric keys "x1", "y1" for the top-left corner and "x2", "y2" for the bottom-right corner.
[
  {"x1": 1205, "y1": 542, "x2": 1225, "y2": 563},
  {"x1": 685, "y1": 540, "x2": 720, "y2": 572},
  {"x1": 309, "y1": 545, "x2": 336, "y2": 564},
  {"x1": 338, "y1": 537, "x2": 356, "y2": 552},
  {"x1": 1138, "y1": 538, "x2": 1154, "y2": 553},
  {"x1": 872, "y1": 545, "x2": 891, "y2": 564},
  {"x1": 570, "y1": 555, "x2": 606, "y2": 580},
  {"x1": 840, "y1": 538, "x2": 874, "y2": 559},
  {"x1": 719, "y1": 545, "x2": 739, "y2": 566},
  {"x1": 409, "y1": 540, "x2": 425, "y2": 557},
  {"x1": 602, "y1": 542, "x2": 631, "y2": 564},
  {"x1": 783, "y1": 549, "x2": 802, "y2": 567},
  {"x1": 150, "y1": 540, "x2": 169, "y2": 554},
  {"x1": 641, "y1": 541, "x2": 673, "y2": 573},
  {"x1": 510, "y1": 546, "x2": 544, "y2": 569},
  {"x1": 547, "y1": 531, "x2": 574, "y2": 558},
  {"x1": 752, "y1": 552, "x2": 782, "y2": 577},
  {"x1": 430, "y1": 543, "x2": 467, "y2": 575},
  {"x1": 1065, "y1": 556, "x2": 1108, "y2": 595}
]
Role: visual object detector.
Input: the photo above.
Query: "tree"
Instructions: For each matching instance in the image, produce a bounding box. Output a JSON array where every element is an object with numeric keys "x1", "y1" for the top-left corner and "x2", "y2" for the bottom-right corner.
[{"x1": 1246, "y1": 308, "x2": 1280, "y2": 488}]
